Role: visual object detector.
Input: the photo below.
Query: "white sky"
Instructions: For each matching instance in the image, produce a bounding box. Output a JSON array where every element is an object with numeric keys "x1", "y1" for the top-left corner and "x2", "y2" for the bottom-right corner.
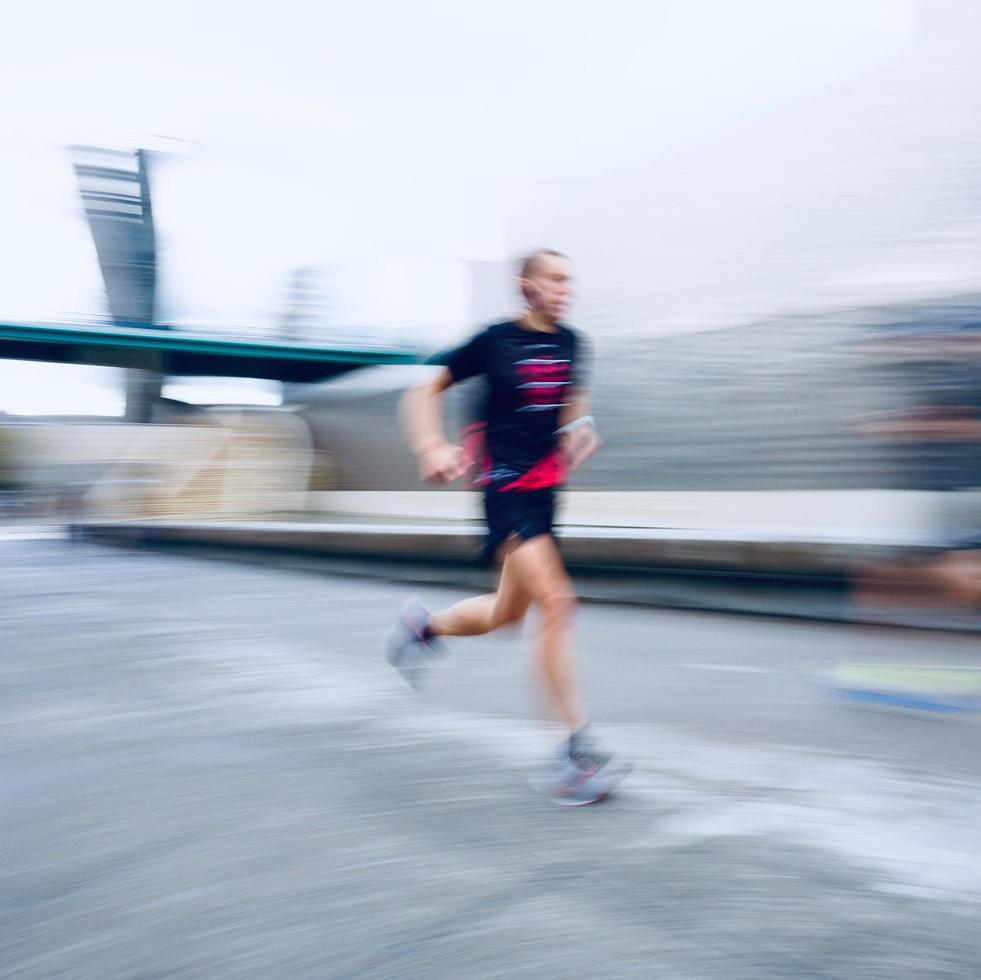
[{"x1": 0, "y1": 0, "x2": 920, "y2": 414}]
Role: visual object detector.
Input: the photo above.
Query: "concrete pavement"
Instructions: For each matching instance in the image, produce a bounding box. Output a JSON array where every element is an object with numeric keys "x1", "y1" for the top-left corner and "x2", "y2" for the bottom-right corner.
[{"x1": 3, "y1": 538, "x2": 981, "y2": 978}]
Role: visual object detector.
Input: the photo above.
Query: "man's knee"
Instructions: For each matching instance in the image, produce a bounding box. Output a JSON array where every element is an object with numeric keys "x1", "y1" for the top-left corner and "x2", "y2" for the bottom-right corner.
[{"x1": 538, "y1": 585, "x2": 577, "y2": 622}]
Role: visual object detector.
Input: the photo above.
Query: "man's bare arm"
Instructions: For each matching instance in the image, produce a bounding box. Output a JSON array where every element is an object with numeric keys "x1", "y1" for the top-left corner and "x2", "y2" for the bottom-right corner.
[
  {"x1": 557, "y1": 388, "x2": 601, "y2": 471},
  {"x1": 399, "y1": 369, "x2": 469, "y2": 484},
  {"x1": 558, "y1": 389, "x2": 592, "y2": 432}
]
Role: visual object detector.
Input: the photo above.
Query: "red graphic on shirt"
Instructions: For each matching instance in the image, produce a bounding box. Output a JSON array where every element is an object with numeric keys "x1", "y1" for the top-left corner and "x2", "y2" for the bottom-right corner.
[
  {"x1": 460, "y1": 421, "x2": 490, "y2": 489},
  {"x1": 515, "y1": 356, "x2": 571, "y2": 411},
  {"x1": 499, "y1": 451, "x2": 567, "y2": 490}
]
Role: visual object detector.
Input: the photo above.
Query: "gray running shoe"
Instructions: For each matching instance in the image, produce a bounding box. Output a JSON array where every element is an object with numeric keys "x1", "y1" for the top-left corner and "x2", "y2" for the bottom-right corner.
[
  {"x1": 536, "y1": 736, "x2": 632, "y2": 806},
  {"x1": 385, "y1": 597, "x2": 442, "y2": 690}
]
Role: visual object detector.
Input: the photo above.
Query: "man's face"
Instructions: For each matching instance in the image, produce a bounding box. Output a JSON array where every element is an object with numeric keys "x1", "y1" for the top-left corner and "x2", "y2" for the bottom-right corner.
[{"x1": 522, "y1": 254, "x2": 573, "y2": 321}]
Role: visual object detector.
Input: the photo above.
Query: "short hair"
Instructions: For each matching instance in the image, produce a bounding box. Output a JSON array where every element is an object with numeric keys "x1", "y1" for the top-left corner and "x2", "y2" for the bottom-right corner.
[{"x1": 517, "y1": 248, "x2": 569, "y2": 280}]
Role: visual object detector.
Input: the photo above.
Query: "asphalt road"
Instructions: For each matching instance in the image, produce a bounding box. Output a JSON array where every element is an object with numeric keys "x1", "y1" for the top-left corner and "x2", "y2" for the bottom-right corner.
[{"x1": 3, "y1": 537, "x2": 981, "y2": 978}]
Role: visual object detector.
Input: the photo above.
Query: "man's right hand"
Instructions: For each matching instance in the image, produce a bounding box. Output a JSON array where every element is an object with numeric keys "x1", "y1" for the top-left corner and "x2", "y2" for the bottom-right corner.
[{"x1": 418, "y1": 442, "x2": 469, "y2": 485}]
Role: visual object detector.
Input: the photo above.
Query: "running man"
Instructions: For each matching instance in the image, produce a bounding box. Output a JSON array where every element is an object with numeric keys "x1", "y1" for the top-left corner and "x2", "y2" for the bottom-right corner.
[{"x1": 386, "y1": 249, "x2": 630, "y2": 805}]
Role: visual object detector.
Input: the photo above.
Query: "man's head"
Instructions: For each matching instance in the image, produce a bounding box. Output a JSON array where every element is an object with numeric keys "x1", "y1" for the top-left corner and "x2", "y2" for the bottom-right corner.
[{"x1": 517, "y1": 249, "x2": 572, "y2": 323}]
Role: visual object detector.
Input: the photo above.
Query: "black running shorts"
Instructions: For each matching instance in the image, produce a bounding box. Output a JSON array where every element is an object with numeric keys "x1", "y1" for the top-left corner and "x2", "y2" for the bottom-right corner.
[{"x1": 483, "y1": 488, "x2": 557, "y2": 563}]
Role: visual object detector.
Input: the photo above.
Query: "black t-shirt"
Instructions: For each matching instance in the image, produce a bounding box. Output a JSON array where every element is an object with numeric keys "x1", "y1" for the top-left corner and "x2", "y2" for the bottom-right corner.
[{"x1": 446, "y1": 320, "x2": 587, "y2": 491}]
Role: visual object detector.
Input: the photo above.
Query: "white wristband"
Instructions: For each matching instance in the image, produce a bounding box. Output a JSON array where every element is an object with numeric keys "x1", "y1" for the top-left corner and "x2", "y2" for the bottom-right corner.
[{"x1": 555, "y1": 415, "x2": 595, "y2": 436}]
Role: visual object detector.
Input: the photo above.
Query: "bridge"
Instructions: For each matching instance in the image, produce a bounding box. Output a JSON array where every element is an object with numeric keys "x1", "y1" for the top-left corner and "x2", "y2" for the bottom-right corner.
[{"x1": 0, "y1": 320, "x2": 420, "y2": 384}]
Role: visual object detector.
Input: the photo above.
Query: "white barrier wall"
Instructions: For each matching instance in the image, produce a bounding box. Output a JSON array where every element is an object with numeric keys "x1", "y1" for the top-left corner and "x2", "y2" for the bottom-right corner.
[{"x1": 6, "y1": 411, "x2": 315, "y2": 519}]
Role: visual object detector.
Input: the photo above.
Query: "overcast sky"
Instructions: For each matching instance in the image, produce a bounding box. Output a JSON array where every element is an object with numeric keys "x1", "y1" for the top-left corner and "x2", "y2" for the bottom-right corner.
[{"x1": 0, "y1": 0, "x2": 922, "y2": 413}]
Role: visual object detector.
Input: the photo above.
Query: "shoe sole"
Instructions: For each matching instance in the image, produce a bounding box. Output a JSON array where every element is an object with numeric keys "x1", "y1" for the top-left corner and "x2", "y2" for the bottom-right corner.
[{"x1": 544, "y1": 763, "x2": 633, "y2": 806}]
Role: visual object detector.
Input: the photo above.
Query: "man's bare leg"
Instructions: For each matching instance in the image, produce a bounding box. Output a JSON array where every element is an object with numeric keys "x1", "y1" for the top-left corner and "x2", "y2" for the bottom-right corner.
[
  {"x1": 387, "y1": 545, "x2": 533, "y2": 687},
  {"x1": 428, "y1": 548, "x2": 533, "y2": 637},
  {"x1": 498, "y1": 534, "x2": 630, "y2": 803},
  {"x1": 494, "y1": 534, "x2": 587, "y2": 734},
  {"x1": 425, "y1": 535, "x2": 584, "y2": 731},
  {"x1": 388, "y1": 533, "x2": 629, "y2": 802}
]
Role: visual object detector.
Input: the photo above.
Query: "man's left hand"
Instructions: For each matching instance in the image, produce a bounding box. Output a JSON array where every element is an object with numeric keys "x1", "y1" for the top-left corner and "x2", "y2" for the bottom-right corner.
[{"x1": 560, "y1": 424, "x2": 602, "y2": 471}]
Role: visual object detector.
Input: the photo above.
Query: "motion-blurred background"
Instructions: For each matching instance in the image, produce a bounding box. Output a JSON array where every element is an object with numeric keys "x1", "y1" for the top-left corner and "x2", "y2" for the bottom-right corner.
[
  {"x1": 1, "y1": 1, "x2": 979, "y2": 536},
  {"x1": 5, "y1": 4, "x2": 981, "y2": 978}
]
